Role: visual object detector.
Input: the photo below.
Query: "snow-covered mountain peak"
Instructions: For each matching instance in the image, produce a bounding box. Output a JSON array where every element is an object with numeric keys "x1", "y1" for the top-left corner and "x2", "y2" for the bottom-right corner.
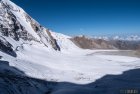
[{"x1": 0, "y1": 0, "x2": 67, "y2": 51}]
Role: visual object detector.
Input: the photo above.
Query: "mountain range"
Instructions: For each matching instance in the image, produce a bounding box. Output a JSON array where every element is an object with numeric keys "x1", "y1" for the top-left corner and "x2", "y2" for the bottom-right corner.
[{"x1": 71, "y1": 35, "x2": 140, "y2": 50}]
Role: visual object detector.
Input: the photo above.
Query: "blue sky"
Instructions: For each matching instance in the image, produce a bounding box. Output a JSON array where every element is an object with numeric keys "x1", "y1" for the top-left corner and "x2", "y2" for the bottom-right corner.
[{"x1": 11, "y1": 0, "x2": 140, "y2": 36}]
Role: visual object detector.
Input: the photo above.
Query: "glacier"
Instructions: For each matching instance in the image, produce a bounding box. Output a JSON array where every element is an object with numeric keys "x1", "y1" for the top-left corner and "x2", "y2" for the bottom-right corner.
[{"x1": 0, "y1": 0, "x2": 140, "y2": 94}]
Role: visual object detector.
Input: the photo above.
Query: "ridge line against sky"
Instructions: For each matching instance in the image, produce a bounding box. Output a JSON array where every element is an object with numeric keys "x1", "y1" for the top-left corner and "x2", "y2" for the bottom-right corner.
[{"x1": 11, "y1": 0, "x2": 140, "y2": 36}]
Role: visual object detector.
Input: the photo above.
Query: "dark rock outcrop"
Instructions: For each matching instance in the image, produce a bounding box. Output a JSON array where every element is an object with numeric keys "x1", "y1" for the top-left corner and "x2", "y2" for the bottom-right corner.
[{"x1": 0, "y1": 36, "x2": 17, "y2": 57}]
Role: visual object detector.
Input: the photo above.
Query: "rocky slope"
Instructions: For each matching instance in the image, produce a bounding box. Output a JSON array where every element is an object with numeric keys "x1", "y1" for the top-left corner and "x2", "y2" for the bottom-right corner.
[
  {"x1": 71, "y1": 35, "x2": 115, "y2": 49},
  {"x1": 71, "y1": 35, "x2": 140, "y2": 50}
]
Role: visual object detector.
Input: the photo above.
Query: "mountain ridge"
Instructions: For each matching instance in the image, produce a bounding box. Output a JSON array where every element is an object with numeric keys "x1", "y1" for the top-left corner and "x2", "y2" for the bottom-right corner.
[
  {"x1": 71, "y1": 35, "x2": 140, "y2": 50},
  {"x1": 0, "y1": 0, "x2": 63, "y2": 53}
]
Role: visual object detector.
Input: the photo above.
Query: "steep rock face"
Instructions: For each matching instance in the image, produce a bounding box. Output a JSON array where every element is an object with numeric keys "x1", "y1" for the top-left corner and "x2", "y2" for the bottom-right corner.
[
  {"x1": 0, "y1": 0, "x2": 60, "y2": 51},
  {"x1": 0, "y1": 0, "x2": 36, "y2": 41}
]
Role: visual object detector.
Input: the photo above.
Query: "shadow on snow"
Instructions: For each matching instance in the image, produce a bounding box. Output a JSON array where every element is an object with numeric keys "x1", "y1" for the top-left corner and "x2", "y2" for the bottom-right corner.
[{"x1": 0, "y1": 60, "x2": 140, "y2": 94}]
